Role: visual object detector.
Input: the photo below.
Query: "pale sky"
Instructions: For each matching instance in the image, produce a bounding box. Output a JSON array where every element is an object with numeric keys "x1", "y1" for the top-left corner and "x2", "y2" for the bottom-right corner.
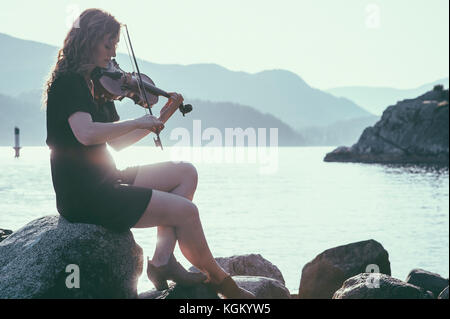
[{"x1": 0, "y1": 0, "x2": 448, "y2": 90}]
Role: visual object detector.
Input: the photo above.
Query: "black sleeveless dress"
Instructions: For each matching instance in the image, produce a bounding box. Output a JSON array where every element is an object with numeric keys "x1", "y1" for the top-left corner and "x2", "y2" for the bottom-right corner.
[{"x1": 46, "y1": 72, "x2": 152, "y2": 231}]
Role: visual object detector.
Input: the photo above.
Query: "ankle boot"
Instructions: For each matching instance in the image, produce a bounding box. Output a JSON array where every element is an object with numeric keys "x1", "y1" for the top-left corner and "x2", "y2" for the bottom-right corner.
[
  {"x1": 147, "y1": 254, "x2": 208, "y2": 290},
  {"x1": 207, "y1": 275, "x2": 256, "y2": 299},
  {"x1": 146, "y1": 257, "x2": 169, "y2": 290}
]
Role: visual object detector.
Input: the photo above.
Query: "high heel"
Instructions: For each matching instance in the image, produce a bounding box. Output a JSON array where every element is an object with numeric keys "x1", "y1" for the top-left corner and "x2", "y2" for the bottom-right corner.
[
  {"x1": 146, "y1": 254, "x2": 208, "y2": 290},
  {"x1": 206, "y1": 275, "x2": 256, "y2": 299}
]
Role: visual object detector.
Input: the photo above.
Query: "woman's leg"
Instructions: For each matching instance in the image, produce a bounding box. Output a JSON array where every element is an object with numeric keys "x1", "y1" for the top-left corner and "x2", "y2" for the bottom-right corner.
[
  {"x1": 132, "y1": 161, "x2": 197, "y2": 266},
  {"x1": 132, "y1": 161, "x2": 228, "y2": 283},
  {"x1": 133, "y1": 162, "x2": 196, "y2": 266},
  {"x1": 134, "y1": 189, "x2": 229, "y2": 284}
]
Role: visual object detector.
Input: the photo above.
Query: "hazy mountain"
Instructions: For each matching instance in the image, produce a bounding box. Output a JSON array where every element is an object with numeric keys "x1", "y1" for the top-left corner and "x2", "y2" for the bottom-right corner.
[
  {"x1": 0, "y1": 32, "x2": 372, "y2": 131},
  {"x1": 0, "y1": 91, "x2": 305, "y2": 147},
  {"x1": 0, "y1": 33, "x2": 58, "y2": 96},
  {"x1": 2, "y1": 87, "x2": 375, "y2": 147},
  {"x1": 327, "y1": 78, "x2": 449, "y2": 115},
  {"x1": 297, "y1": 115, "x2": 381, "y2": 146},
  {"x1": 0, "y1": 93, "x2": 46, "y2": 147}
]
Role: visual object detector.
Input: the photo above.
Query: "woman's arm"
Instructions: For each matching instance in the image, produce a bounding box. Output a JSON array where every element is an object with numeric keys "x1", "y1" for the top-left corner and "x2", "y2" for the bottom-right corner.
[
  {"x1": 68, "y1": 112, "x2": 163, "y2": 148},
  {"x1": 107, "y1": 127, "x2": 151, "y2": 151},
  {"x1": 105, "y1": 93, "x2": 184, "y2": 151},
  {"x1": 68, "y1": 112, "x2": 138, "y2": 146}
]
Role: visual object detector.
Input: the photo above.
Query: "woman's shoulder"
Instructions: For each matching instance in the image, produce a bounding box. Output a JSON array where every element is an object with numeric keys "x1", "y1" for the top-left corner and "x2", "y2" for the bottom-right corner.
[{"x1": 50, "y1": 72, "x2": 85, "y2": 92}]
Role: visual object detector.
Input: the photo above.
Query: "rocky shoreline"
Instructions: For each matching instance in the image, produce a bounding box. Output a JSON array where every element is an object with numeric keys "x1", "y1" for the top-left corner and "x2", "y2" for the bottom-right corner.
[
  {"x1": 0, "y1": 229, "x2": 12, "y2": 243},
  {"x1": 324, "y1": 85, "x2": 449, "y2": 165},
  {"x1": 1, "y1": 216, "x2": 448, "y2": 299}
]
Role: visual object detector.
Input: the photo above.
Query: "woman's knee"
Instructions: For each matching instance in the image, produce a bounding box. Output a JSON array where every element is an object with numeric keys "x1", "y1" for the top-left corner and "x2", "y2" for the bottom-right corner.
[
  {"x1": 133, "y1": 190, "x2": 199, "y2": 228},
  {"x1": 179, "y1": 161, "x2": 198, "y2": 184},
  {"x1": 180, "y1": 200, "x2": 199, "y2": 224},
  {"x1": 132, "y1": 161, "x2": 197, "y2": 194},
  {"x1": 188, "y1": 201, "x2": 199, "y2": 219},
  {"x1": 176, "y1": 162, "x2": 198, "y2": 197}
]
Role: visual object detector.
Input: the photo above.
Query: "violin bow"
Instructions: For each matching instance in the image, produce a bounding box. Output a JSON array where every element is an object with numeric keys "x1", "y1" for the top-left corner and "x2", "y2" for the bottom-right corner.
[{"x1": 122, "y1": 24, "x2": 164, "y2": 150}]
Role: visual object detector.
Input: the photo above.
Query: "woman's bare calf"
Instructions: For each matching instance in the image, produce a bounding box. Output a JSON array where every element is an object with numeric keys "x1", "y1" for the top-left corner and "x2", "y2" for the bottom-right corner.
[{"x1": 131, "y1": 161, "x2": 228, "y2": 283}]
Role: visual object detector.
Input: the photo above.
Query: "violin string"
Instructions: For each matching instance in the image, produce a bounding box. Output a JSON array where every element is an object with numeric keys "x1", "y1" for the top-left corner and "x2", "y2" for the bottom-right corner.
[
  {"x1": 122, "y1": 24, "x2": 148, "y2": 115},
  {"x1": 122, "y1": 27, "x2": 136, "y2": 76}
]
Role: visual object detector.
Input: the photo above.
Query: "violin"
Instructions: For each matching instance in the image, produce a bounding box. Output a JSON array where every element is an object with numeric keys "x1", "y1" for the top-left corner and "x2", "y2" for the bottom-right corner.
[{"x1": 91, "y1": 59, "x2": 192, "y2": 150}]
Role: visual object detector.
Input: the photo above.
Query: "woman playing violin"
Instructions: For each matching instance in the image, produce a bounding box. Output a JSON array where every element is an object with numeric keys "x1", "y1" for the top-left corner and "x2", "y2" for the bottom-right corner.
[{"x1": 42, "y1": 8, "x2": 254, "y2": 299}]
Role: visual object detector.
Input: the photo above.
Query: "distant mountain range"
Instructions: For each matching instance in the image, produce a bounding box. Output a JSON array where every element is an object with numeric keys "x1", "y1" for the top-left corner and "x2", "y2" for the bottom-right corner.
[
  {"x1": 0, "y1": 93, "x2": 46, "y2": 147},
  {"x1": 0, "y1": 32, "x2": 444, "y2": 147},
  {"x1": 297, "y1": 115, "x2": 380, "y2": 146},
  {"x1": 0, "y1": 91, "x2": 306, "y2": 147},
  {"x1": 1, "y1": 89, "x2": 380, "y2": 147},
  {"x1": 327, "y1": 78, "x2": 449, "y2": 115},
  {"x1": 0, "y1": 32, "x2": 371, "y2": 130}
]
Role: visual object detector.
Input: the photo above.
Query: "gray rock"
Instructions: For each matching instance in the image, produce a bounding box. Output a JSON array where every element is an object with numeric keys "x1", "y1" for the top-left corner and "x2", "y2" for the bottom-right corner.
[
  {"x1": 233, "y1": 276, "x2": 291, "y2": 299},
  {"x1": 324, "y1": 87, "x2": 449, "y2": 165},
  {"x1": 189, "y1": 254, "x2": 285, "y2": 285},
  {"x1": 405, "y1": 269, "x2": 449, "y2": 298},
  {"x1": 138, "y1": 282, "x2": 219, "y2": 299},
  {"x1": 0, "y1": 215, "x2": 143, "y2": 298},
  {"x1": 438, "y1": 286, "x2": 449, "y2": 299},
  {"x1": 0, "y1": 229, "x2": 13, "y2": 243},
  {"x1": 138, "y1": 283, "x2": 220, "y2": 299},
  {"x1": 298, "y1": 239, "x2": 391, "y2": 299},
  {"x1": 138, "y1": 288, "x2": 166, "y2": 299},
  {"x1": 138, "y1": 275, "x2": 290, "y2": 299},
  {"x1": 333, "y1": 273, "x2": 434, "y2": 299}
]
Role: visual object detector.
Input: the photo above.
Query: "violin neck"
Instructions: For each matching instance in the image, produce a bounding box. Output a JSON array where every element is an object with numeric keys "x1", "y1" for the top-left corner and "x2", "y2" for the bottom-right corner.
[
  {"x1": 159, "y1": 100, "x2": 181, "y2": 124},
  {"x1": 134, "y1": 76, "x2": 170, "y2": 99}
]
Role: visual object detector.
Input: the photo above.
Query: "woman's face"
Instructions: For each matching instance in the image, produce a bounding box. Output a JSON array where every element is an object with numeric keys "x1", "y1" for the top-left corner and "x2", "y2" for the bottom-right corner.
[{"x1": 93, "y1": 33, "x2": 119, "y2": 68}]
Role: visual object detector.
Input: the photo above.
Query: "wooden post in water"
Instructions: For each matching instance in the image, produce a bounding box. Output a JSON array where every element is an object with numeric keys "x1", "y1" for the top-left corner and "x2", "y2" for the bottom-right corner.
[{"x1": 13, "y1": 126, "x2": 21, "y2": 158}]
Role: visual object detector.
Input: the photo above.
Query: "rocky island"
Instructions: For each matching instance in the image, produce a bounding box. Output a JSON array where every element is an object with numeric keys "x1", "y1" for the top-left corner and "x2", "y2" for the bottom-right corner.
[{"x1": 324, "y1": 85, "x2": 449, "y2": 165}]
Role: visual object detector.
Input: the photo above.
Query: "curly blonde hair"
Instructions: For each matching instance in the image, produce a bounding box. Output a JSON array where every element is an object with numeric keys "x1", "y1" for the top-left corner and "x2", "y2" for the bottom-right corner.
[{"x1": 41, "y1": 8, "x2": 121, "y2": 110}]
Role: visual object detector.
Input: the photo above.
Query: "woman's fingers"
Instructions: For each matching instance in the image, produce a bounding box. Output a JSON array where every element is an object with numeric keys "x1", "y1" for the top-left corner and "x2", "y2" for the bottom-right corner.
[
  {"x1": 155, "y1": 122, "x2": 164, "y2": 134},
  {"x1": 168, "y1": 92, "x2": 184, "y2": 103}
]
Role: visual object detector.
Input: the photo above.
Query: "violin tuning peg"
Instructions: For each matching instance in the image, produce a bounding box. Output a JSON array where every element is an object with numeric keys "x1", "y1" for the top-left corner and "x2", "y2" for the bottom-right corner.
[{"x1": 179, "y1": 103, "x2": 193, "y2": 116}]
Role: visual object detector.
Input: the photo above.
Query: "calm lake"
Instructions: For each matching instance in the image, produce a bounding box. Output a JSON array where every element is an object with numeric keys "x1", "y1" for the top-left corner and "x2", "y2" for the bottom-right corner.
[{"x1": 0, "y1": 146, "x2": 448, "y2": 294}]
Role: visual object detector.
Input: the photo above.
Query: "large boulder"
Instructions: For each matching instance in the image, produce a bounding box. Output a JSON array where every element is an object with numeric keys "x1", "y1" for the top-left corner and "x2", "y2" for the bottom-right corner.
[
  {"x1": 333, "y1": 273, "x2": 434, "y2": 299},
  {"x1": 138, "y1": 276, "x2": 291, "y2": 299},
  {"x1": 298, "y1": 239, "x2": 391, "y2": 299},
  {"x1": 0, "y1": 215, "x2": 143, "y2": 298},
  {"x1": 139, "y1": 282, "x2": 219, "y2": 299},
  {"x1": 189, "y1": 254, "x2": 285, "y2": 285},
  {"x1": 405, "y1": 269, "x2": 449, "y2": 298},
  {"x1": 233, "y1": 276, "x2": 291, "y2": 299},
  {"x1": 324, "y1": 86, "x2": 449, "y2": 165}
]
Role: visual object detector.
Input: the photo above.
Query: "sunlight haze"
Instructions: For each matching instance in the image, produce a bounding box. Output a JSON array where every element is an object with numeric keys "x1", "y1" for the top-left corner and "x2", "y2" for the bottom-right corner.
[{"x1": 0, "y1": 0, "x2": 448, "y2": 89}]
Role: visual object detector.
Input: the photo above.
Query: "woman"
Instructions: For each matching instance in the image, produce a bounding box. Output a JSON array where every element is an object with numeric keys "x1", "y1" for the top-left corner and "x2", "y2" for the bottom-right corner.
[{"x1": 42, "y1": 8, "x2": 255, "y2": 299}]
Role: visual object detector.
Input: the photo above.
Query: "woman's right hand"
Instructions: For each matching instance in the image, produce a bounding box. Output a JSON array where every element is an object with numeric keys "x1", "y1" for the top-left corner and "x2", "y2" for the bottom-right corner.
[{"x1": 134, "y1": 114, "x2": 165, "y2": 133}]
